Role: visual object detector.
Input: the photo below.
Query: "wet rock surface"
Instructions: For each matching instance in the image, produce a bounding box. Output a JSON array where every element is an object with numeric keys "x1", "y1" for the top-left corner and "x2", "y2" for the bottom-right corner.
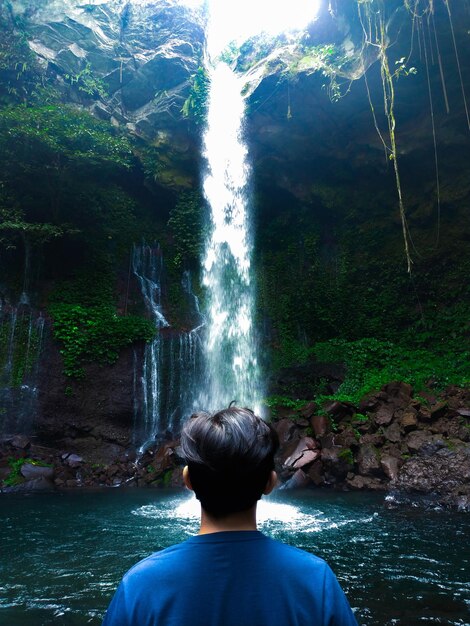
[
  {"x1": 270, "y1": 383, "x2": 470, "y2": 510},
  {"x1": 1, "y1": 383, "x2": 469, "y2": 511},
  {"x1": 11, "y1": 0, "x2": 205, "y2": 190}
]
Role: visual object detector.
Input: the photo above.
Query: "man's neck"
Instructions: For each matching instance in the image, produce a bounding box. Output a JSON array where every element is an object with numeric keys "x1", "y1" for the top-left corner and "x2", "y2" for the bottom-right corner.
[{"x1": 198, "y1": 506, "x2": 258, "y2": 535}]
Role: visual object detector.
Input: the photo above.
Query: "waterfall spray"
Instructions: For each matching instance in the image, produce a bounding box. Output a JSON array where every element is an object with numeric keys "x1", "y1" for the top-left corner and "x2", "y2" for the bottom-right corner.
[{"x1": 199, "y1": 62, "x2": 263, "y2": 413}]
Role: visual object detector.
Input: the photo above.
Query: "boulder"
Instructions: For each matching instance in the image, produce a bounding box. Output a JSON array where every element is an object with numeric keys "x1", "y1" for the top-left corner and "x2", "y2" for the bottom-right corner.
[
  {"x1": 391, "y1": 445, "x2": 470, "y2": 495},
  {"x1": 318, "y1": 433, "x2": 335, "y2": 450},
  {"x1": 401, "y1": 410, "x2": 418, "y2": 432},
  {"x1": 2, "y1": 476, "x2": 55, "y2": 493},
  {"x1": 63, "y1": 453, "x2": 83, "y2": 468},
  {"x1": 282, "y1": 437, "x2": 319, "y2": 470},
  {"x1": 357, "y1": 444, "x2": 381, "y2": 477},
  {"x1": 335, "y1": 427, "x2": 359, "y2": 449},
  {"x1": 346, "y1": 475, "x2": 386, "y2": 491},
  {"x1": 307, "y1": 460, "x2": 324, "y2": 486},
  {"x1": 382, "y1": 381, "x2": 413, "y2": 401},
  {"x1": 324, "y1": 401, "x2": 355, "y2": 420},
  {"x1": 321, "y1": 446, "x2": 353, "y2": 479},
  {"x1": 20, "y1": 463, "x2": 54, "y2": 481},
  {"x1": 11, "y1": 435, "x2": 31, "y2": 450},
  {"x1": 430, "y1": 402, "x2": 448, "y2": 420},
  {"x1": 406, "y1": 430, "x2": 442, "y2": 454},
  {"x1": 384, "y1": 421, "x2": 402, "y2": 443},
  {"x1": 299, "y1": 401, "x2": 317, "y2": 419},
  {"x1": 380, "y1": 455, "x2": 400, "y2": 480},
  {"x1": 417, "y1": 406, "x2": 432, "y2": 421},
  {"x1": 280, "y1": 469, "x2": 311, "y2": 490},
  {"x1": 374, "y1": 405, "x2": 394, "y2": 426},
  {"x1": 310, "y1": 415, "x2": 329, "y2": 438},
  {"x1": 359, "y1": 432, "x2": 385, "y2": 447}
]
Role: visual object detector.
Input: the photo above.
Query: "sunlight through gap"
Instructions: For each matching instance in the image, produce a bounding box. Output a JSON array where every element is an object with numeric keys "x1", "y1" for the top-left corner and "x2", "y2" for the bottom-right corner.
[{"x1": 132, "y1": 0, "x2": 322, "y2": 59}]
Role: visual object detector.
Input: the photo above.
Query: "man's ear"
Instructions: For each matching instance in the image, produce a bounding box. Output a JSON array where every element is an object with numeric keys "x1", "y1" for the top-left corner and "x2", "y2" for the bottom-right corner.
[
  {"x1": 183, "y1": 466, "x2": 193, "y2": 491},
  {"x1": 263, "y1": 470, "x2": 278, "y2": 495}
]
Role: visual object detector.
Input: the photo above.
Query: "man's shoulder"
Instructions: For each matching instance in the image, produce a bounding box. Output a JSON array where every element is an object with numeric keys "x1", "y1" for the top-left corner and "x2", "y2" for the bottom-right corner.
[
  {"x1": 123, "y1": 541, "x2": 188, "y2": 582},
  {"x1": 261, "y1": 534, "x2": 329, "y2": 571}
]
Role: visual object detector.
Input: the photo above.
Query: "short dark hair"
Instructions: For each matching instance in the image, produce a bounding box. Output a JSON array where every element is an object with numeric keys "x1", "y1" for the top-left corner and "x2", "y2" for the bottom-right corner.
[{"x1": 180, "y1": 406, "x2": 279, "y2": 517}]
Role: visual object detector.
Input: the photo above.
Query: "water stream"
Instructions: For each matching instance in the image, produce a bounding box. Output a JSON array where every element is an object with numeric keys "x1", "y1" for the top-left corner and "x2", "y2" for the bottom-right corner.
[
  {"x1": 199, "y1": 62, "x2": 263, "y2": 413},
  {"x1": 0, "y1": 302, "x2": 45, "y2": 435},
  {"x1": 132, "y1": 59, "x2": 263, "y2": 446},
  {"x1": 1, "y1": 490, "x2": 468, "y2": 626},
  {"x1": 132, "y1": 244, "x2": 204, "y2": 447}
]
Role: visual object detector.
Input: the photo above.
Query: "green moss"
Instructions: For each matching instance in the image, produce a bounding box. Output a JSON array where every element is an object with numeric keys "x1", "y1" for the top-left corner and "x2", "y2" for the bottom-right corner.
[
  {"x1": 0, "y1": 314, "x2": 42, "y2": 387},
  {"x1": 3, "y1": 457, "x2": 52, "y2": 487},
  {"x1": 264, "y1": 395, "x2": 309, "y2": 411},
  {"x1": 338, "y1": 448, "x2": 354, "y2": 465}
]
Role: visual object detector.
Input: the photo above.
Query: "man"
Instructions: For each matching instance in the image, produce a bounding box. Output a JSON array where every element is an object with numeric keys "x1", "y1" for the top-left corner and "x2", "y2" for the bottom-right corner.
[{"x1": 102, "y1": 406, "x2": 358, "y2": 626}]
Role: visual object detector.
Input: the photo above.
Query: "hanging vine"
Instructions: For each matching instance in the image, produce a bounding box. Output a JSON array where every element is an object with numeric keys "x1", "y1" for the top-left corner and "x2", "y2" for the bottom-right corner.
[
  {"x1": 358, "y1": 1, "x2": 414, "y2": 273},
  {"x1": 354, "y1": 0, "x2": 468, "y2": 270}
]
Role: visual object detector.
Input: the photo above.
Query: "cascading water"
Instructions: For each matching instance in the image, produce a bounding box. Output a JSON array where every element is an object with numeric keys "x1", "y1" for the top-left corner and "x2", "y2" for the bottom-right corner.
[
  {"x1": 198, "y1": 62, "x2": 263, "y2": 413},
  {"x1": 132, "y1": 244, "x2": 169, "y2": 449},
  {"x1": 0, "y1": 300, "x2": 45, "y2": 435},
  {"x1": 132, "y1": 244, "x2": 204, "y2": 449},
  {"x1": 132, "y1": 16, "x2": 266, "y2": 441}
]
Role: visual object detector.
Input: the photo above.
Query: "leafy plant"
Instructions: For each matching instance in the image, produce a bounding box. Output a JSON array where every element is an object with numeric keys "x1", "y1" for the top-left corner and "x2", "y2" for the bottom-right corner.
[
  {"x1": 167, "y1": 191, "x2": 206, "y2": 268},
  {"x1": 182, "y1": 67, "x2": 210, "y2": 125},
  {"x1": 49, "y1": 265, "x2": 155, "y2": 378},
  {"x1": 64, "y1": 63, "x2": 107, "y2": 99}
]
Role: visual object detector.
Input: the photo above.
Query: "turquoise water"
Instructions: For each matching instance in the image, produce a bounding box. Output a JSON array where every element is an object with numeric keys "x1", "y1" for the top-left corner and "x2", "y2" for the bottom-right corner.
[{"x1": 0, "y1": 490, "x2": 469, "y2": 625}]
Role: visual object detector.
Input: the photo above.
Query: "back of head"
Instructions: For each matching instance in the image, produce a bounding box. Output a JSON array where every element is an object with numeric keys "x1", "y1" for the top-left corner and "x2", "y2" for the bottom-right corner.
[{"x1": 180, "y1": 406, "x2": 279, "y2": 517}]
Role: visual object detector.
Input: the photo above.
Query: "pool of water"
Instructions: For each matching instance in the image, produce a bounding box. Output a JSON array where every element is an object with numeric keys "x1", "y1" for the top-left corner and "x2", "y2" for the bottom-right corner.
[{"x1": 0, "y1": 489, "x2": 469, "y2": 625}]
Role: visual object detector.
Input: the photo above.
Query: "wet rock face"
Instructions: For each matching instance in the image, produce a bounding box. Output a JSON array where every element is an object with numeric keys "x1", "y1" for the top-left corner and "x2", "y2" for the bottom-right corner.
[
  {"x1": 15, "y1": 0, "x2": 205, "y2": 187},
  {"x1": 35, "y1": 330, "x2": 141, "y2": 462},
  {"x1": 270, "y1": 384, "x2": 470, "y2": 509}
]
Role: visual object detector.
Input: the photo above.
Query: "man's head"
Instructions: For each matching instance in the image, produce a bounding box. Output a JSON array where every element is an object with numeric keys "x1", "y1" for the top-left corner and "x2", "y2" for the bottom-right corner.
[{"x1": 180, "y1": 406, "x2": 279, "y2": 518}]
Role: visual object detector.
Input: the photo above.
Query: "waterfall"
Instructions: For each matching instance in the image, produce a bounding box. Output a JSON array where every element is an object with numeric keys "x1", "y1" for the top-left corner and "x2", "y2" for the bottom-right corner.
[
  {"x1": 198, "y1": 62, "x2": 263, "y2": 413},
  {"x1": 132, "y1": 244, "x2": 204, "y2": 449},
  {"x1": 0, "y1": 302, "x2": 45, "y2": 435},
  {"x1": 132, "y1": 244, "x2": 169, "y2": 449}
]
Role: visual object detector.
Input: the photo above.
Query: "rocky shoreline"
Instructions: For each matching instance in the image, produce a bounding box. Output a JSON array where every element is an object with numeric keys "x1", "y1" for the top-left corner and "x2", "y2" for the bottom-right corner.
[{"x1": 1, "y1": 382, "x2": 469, "y2": 511}]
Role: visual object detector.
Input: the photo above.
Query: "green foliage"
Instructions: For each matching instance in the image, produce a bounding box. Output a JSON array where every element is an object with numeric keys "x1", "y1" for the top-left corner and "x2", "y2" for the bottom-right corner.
[
  {"x1": 3, "y1": 457, "x2": 52, "y2": 487},
  {"x1": 0, "y1": 104, "x2": 133, "y2": 172},
  {"x1": 313, "y1": 337, "x2": 469, "y2": 404},
  {"x1": 64, "y1": 63, "x2": 107, "y2": 99},
  {"x1": 167, "y1": 191, "x2": 206, "y2": 268},
  {"x1": 218, "y1": 42, "x2": 240, "y2": 66},
  {"x1": 263, "y1": 395, "x2": 309, "y2": 417},
  {"x1": 138, "y1": 145, "x2": 164, "y2": 183},
  {"x1": 182, "y1": 67, "x2": 210, "y2": 125},
  {"x1": 49, "y1": 265, "x2": 155, "y2": 378},
  {"x1": 338, "y1": 448, "x2": 354, "y2": 465},
  {"x1": 0, "y1": 10, "x2": 43, "y2": 104},
  {"x1": 160, "y1": 469, "x2": 173, "y2": 488},
  {"x1": 50, "y1": 302, "x2": 155, "y2": 378},
  {"x1": 353, "y1": 413, "x2": 369, "y2": 423}
]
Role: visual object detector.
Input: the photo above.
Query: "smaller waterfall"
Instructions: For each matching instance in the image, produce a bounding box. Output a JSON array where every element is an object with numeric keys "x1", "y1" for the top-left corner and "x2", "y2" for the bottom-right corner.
[
  {"x1": 132, "y1": 244, "x2": 169, "y2": 449},
  {"x1": 132, "y1": 245, "x2": 204, "y2": 450},
  {"x1": 0, "y1": 301, "x2": 45, "y2": 435}
]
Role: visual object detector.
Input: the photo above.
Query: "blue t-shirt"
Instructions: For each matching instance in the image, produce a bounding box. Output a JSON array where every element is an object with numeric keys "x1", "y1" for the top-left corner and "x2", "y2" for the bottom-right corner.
[{"x1": 102, "y1": 530, "x2": 358, "y2": 626}]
